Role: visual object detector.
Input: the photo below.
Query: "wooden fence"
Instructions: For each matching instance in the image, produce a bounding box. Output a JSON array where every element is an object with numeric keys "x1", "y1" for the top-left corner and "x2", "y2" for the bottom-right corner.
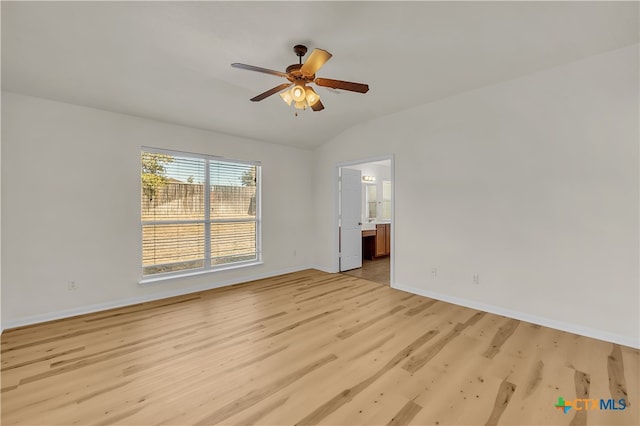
[{"x1": 141, "y1": 182, "x2": 256, "y2": 220}]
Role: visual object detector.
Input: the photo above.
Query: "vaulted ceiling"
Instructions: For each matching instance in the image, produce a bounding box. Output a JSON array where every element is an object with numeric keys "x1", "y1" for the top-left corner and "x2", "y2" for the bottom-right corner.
[{"x1": 2, "y1": 1, "x2": 638, "y2": 149}]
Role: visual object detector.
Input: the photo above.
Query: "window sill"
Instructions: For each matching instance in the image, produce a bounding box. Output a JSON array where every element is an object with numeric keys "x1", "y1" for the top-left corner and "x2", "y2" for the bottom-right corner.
[{"x1": 138, "y1": 261, "x2": 264, "y2": 285}]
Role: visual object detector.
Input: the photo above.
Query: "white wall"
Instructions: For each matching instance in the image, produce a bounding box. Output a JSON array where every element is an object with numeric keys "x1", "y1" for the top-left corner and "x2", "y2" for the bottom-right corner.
[
  {"x1": 1, "y1": 92, "x2": 314, "y2": 328},
  {"x1": 0, "y1": 88, "x2": 3, "y2": 333},
  {"x1": 313, "y1": 45, "x2": 639, "y2": 348}
]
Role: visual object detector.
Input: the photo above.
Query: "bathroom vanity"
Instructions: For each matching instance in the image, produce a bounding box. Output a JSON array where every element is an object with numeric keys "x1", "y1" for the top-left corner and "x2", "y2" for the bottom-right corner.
[{"x1": 362, "y1": 223, "x2": 390, "y2": 260}]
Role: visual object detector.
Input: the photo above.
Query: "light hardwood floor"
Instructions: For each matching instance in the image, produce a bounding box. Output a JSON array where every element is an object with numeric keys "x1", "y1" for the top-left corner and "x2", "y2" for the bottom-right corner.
[{"x1": 1, "y1": 269, "x2": 638, "y2": 425}]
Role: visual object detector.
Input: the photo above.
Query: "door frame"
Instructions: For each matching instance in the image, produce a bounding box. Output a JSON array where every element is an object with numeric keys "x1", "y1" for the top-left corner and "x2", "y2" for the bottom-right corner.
[{"x1": 335, "y1": 154, "x2": 395, "y2": 285}]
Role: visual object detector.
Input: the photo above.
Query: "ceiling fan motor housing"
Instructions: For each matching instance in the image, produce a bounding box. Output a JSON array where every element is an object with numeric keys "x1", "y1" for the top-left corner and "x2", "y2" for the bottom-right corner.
[
  {"x1": 285, "y1": 63, "x2": 313, "y2": 82},
  {"x1": 285, "y1": 63, "x2": 302, "y2": 74}
]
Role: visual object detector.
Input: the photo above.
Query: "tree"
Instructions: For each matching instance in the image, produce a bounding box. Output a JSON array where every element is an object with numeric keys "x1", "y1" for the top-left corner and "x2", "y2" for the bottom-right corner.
[
  {"x1": 240, "y1": 167, "x2": 256, "y2": 187},
  {"x1": 141, "y1": 152, "x2": 174, "y2": 201},
  {"x1": 240, "y1": 167, "x2": 257, "y2": 215}
]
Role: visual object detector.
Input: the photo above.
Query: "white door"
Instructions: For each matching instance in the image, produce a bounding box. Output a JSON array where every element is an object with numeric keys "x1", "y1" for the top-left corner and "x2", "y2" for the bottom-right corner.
[{"x1": 340, "y1": 168, "x2": 362, "y2": 271}]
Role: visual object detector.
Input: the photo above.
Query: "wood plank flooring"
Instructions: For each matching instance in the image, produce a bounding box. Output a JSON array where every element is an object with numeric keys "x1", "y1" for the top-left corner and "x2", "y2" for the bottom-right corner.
[{"x1": 1, "y1": 269, "x2": 638, "y2": 425}]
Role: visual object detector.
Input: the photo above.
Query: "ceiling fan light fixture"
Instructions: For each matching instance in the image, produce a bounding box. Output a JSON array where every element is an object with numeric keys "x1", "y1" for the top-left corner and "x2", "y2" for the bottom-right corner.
[
  {"x1": 279, "y1": 90, "x2": 293, "y2": 106},
  {"x1": 294, "y1": 101, "x2": 307, "y2": 110},
  {"x1": 291, "y1": 84, "x2": 306, "y2": 102},
  {"x1": 305, "y1": 86, "x2": 320, "y2": 106}
]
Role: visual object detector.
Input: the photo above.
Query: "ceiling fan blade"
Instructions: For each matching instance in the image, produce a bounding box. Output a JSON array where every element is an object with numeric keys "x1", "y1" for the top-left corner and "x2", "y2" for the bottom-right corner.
[
  {"x1": 300, "y1": 49, "x2": 332, "y2": 77},
  {"x1": 315, "y1": 78, "x2": 369, "y2": 94},
  {"x1": 231, "y1": 63, "x2": 288, "y2": 78},
  {"x1": 310, "y1": 100, "x2": 325, "y2": 112},
  {"x1": 250, "y1": 83, "x2": 292, "y2": 102}
]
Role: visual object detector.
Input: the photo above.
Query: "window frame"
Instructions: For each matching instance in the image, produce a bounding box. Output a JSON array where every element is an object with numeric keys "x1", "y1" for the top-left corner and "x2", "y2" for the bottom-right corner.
[{"x1": 140, "y1": 146, "x2": 262, "y2": 283}]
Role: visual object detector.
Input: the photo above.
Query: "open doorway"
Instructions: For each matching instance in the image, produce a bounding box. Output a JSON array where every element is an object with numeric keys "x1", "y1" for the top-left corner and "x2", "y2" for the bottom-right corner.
[{"x1": 337, "y1": 156, "x2": 393, "y2": 286}]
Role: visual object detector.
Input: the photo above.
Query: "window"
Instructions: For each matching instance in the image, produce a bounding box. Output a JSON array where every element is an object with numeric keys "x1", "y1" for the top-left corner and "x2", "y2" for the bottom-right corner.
[
  {"x1": 365, "y1": 184, "x2": 377, "y2": 220},
  {"x1": 141, "y1": 147, "x2": 260, "y2": 279},
  {"x1": 382, "y1": 180, "x2": 392, "y2": 220}
]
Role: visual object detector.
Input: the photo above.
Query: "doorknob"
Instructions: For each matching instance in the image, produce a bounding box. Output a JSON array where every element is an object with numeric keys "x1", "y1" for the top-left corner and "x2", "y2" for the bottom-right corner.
[{"x1": 358, "y1": 222, "x2": 362, "y2": 225}]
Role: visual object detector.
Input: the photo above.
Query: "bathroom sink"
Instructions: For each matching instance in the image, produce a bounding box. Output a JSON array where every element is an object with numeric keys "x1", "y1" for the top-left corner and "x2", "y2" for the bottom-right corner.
[{"x1": 361, "y1": 223, "x2": 376, "y2": 231}]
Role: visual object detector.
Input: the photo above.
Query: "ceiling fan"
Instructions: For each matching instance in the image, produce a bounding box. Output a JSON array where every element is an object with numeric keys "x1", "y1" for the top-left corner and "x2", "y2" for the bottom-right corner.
[{"x1": 231, "y1": 44, "x2": 369, "y2": 112}]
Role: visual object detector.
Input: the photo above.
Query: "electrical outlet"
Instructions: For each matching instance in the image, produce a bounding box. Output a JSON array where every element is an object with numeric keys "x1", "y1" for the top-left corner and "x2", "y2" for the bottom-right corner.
[
  {"x1": 293, "y1": 249, "x2": 297, "y2": 257},
  {"x1": 473, "y1": 275, "x2": 480, "y2": 285},
  {"x1": 431, "y1": 268, "x2": 438, "y2": 279},
  {"x1": 67, "y1": 280, "x2": 77, "y2": 291}
]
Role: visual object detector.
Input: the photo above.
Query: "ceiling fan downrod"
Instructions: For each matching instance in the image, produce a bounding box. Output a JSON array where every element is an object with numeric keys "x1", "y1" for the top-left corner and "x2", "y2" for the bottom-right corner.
[{"x1": 293, "y1": 44, "x2": 308, "y2": 65}]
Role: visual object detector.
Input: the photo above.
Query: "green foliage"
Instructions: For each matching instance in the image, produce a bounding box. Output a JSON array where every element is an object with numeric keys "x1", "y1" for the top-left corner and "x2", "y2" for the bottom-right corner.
[
  {"x1": 241, "y1": 167, "x2": 256, "y2": 187},
  {"x1": 141, "y1": 152, "x2": 174, "y2": 201}
]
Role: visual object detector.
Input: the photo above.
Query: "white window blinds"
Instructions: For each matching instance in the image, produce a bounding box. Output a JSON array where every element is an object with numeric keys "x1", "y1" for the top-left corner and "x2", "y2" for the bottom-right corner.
[{"x1": 141, "y1": 148, "x2": 260, "y2": 278}]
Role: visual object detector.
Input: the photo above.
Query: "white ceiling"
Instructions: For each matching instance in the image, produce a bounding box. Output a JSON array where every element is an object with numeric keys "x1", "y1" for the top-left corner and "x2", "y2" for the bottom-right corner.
[{"x1": 2, "y1": 1, "x2": 638, "y2": 149}]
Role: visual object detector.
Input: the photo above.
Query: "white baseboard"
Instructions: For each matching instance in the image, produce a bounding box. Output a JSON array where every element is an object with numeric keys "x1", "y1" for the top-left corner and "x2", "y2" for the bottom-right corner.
[
  {"x1": 1, "y1": 265, "x2": 315, "y2": 332},
  {"x1": 392, "y1": 282, "x2": 639, "y2": 349}
]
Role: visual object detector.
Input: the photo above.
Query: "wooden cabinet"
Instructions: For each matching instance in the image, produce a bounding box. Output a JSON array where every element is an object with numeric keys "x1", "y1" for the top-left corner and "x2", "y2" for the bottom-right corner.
[
  {"x1": 362, "y1": 230, "x2": 375, "y2": 260},
  {"x1": 385, "y1": 224, "x2": 391, "y2": 254},
  {"x1": 375, "y1": 223, "x2": 391, "y2": 257},
  {"x1": 362, "y1": 224, "x2": 391, "y2": 260}
]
